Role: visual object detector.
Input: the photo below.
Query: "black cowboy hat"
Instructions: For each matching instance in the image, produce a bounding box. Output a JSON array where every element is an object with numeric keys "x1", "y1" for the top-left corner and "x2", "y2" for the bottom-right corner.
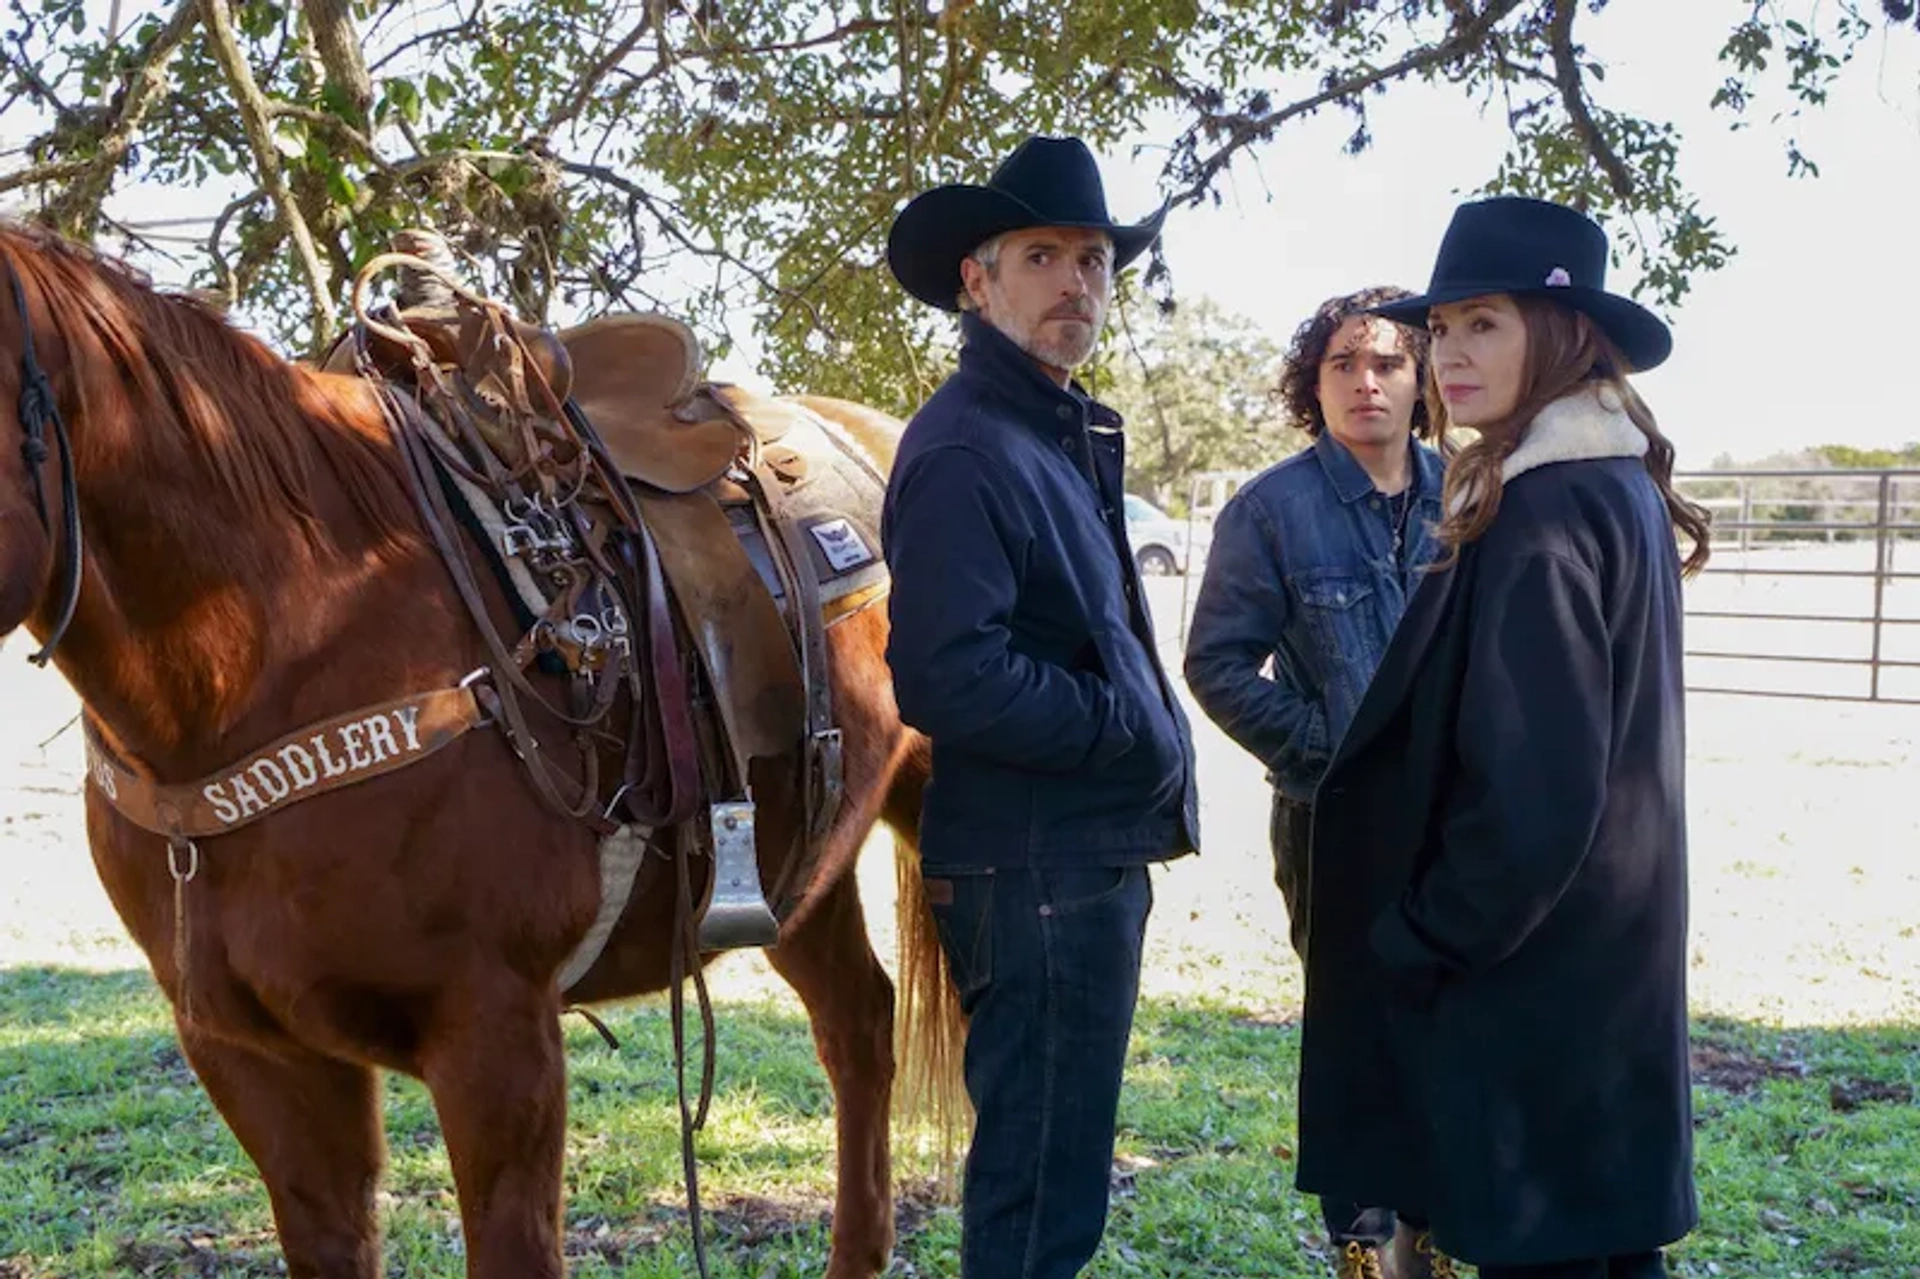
[
  {"x1": 887, "y1": 136, "x2": 1167, "y2": 311},
  {"x1": 1373, "y1": 196, "x2": 1672, "y2": 372}
]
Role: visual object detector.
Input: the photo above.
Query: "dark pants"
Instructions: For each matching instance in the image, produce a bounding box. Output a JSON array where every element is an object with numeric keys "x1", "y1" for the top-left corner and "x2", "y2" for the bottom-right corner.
[
  {"x1": 1275, "y1": 795, "x2": 1407, "y2": 1249},
  {"x1": 925, "y1": 864, "x2": 1153, "y2": 1279},
  {"x1": 1480, "y1": 1254, "x2": 1668, "y2": 1279}
]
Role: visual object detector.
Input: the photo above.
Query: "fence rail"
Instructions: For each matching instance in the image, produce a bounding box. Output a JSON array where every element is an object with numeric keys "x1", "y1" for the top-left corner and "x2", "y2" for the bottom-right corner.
[
  {"x1": 1673, "y1": 468, "x2": 1919, "y2": 704},
  {"x1": 1175, "y1": 467, "x2": 1920, "y2": 706}
]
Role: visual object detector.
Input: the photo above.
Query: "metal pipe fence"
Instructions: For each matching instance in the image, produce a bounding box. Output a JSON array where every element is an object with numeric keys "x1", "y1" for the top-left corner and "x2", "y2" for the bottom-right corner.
[
  {"x1": 1175, "y1": 467, "x2": 1920, "y2": 705},
  {"x1": 1674, "y1": 468, "x2": 1920, "y2": 704}
]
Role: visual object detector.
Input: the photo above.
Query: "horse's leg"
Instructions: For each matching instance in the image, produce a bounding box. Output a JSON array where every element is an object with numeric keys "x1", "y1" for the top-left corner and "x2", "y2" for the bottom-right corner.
[
  {"x1": 178, "y1": 1023, "x2": 385, "y2": 1279},
  {"x1": 767, "y1": 867, "x2": 898, "y2": 1279},
  {"x1": 419, "y1": 981, "x2": 568, "y2": 1279}
]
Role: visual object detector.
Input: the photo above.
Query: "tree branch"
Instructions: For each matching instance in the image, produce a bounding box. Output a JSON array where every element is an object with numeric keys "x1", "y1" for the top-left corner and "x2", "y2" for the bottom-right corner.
[
  {"x1": 540, "y1": 7, "x2": 660, "y2": 137},
  {"x1": 196, "y1": 0, "x2": 336, "y2": 349},
  {"x1": 1546, "y1": 0, "x2": 1635, "y2": 199},
  {"x1": 2, "y1": 38, "x2": 70, "y2": 115},
  {"x1": 1163, "y1": 0, "x2": 1532, "y2": 206},
  {"x1": 708, "y1": 16, "x2": 908, "y2": 59},
  {"x1": 559, "y1": 157, "x2": 833, "y2": 335},
  {"x1": 14, "y1": 1, "x2": 201, "y2": 234},
  {"x1": 265, "y1": 101, "x2": 389, "y2": 167},
  {"x1": 299, "y1": 0, "x2": 374, "y2": 127}
]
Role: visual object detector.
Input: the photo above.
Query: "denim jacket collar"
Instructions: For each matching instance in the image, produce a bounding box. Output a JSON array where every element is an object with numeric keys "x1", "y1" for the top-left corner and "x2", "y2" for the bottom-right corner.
[
  {"x1": 957, "y1": 311, "x2": 1124, "y2": 432},
  {"x1": 1313, "y1": 430, "x2": 1444, "y2": 505}
]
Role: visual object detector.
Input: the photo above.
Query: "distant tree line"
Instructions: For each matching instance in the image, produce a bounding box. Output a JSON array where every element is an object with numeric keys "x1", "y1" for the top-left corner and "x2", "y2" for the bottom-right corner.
[{"x1": 1683, "y1": 444, "x2": 1920, "y2": 544}]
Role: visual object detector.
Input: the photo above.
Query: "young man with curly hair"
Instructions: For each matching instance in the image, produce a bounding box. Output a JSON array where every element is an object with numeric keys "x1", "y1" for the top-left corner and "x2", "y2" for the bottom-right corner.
[{"x1": 1183, "y1": 286, "x2": 1451, "y2": 1279}]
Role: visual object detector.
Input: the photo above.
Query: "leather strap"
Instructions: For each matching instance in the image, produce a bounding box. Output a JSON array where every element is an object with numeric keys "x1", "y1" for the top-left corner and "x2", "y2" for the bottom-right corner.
[
  {"x1": 739, "y1": 454, "x2": 843, "y2": 913},
  {"x1": 83, "y1": 683, "x2": 489, "y2": 839},
  {"x1": 380, "y1": 388, "x2": 615, "y2": 830}
]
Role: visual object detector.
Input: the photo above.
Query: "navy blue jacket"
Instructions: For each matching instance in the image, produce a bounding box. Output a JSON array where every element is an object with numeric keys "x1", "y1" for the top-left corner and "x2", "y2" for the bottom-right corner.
[
  {"x1": 1184, "y1": 433, "x2": 1444, "y2": 802},
  {"x1": 881, "y1": 314, "x2": 1199, "y2": 869}
]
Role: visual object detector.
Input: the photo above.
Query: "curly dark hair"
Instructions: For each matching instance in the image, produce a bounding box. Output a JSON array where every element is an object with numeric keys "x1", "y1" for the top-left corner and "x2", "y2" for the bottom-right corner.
[{"x1": 1277, "y1": 286, "x2": 1433, "y2": 439}]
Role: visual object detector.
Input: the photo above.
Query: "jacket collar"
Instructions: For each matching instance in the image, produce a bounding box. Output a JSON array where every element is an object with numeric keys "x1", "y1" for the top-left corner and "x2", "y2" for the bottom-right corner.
[
  {"x1": 1503, "y1": 383, "x2": 1647, "y2": 482},
  {"x1": 956, "y1": 311, "x2": 1123, "y2": 430},
  {"x1": 1446, "y1": 383, "x2": 1647, "y2": 515},
  {"x1": 1314, "y1": 430, "x2": 1445, "y2": 505},
  {"x1": 1333, "y1": 384, "x2": 1649, "y2": 776}
]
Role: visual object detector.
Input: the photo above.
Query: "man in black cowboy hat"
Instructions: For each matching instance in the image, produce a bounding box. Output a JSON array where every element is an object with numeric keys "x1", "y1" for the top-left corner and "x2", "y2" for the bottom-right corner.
[{"x1": 881, "y1": 136, "x2": 1199, "y2": 1278}]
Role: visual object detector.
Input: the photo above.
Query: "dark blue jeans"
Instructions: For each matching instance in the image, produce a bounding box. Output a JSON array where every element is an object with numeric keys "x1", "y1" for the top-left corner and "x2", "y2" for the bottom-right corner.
[{"x1": 926, "y1": 864, "x2": 1153, "y2": 1279}]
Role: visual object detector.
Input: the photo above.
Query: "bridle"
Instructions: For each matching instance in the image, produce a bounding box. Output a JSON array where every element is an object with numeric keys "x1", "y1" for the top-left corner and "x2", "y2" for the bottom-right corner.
[{"x1": 5, "y1": 257, "x2": 84, "y2": 665}]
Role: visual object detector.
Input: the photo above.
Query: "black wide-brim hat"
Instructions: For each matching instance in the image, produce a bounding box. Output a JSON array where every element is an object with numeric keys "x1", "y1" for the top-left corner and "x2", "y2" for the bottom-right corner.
[
  {"x1": 887, "y1": 136, "x2": 1167, "y2": 312},
  {"x1": 1373, "y1": 196, "x2": 1673, "y2": 372}
]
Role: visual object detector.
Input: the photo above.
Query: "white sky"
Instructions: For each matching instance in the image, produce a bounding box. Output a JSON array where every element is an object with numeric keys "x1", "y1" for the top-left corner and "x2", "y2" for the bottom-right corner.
[
  {"x1": 5, "y1": 3, "x2": 1917, "y2": 465},
  {"x1": 1089, "y1": 4, "x2": 1920, "y2": 465}
]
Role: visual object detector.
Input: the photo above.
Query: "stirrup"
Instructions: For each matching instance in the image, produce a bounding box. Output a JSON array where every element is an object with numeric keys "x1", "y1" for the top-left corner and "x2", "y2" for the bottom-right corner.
[{"x1": 696, "y1": 800, "x2": 779, "y2": 951}]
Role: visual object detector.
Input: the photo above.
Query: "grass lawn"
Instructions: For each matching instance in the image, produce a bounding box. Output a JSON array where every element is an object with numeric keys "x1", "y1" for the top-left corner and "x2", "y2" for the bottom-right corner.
[{"x1": 1, "y1": 967, "x2": 1913, "y2": 1277}]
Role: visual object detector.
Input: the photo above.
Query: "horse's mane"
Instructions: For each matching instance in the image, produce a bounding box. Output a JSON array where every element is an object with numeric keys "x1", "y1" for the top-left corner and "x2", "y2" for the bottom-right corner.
[{"x1": 0, "y1": 222, "x2": 420, "y2": 563}]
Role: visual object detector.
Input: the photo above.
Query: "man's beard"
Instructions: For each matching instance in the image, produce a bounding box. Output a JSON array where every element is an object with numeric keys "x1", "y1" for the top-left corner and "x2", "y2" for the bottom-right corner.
[
  {"x1": 1013, "y1": 314, "x2": 1100, "y2": 370},
  {"x1": 982, "y1": 288, "x2": 1104, "y2": 371}
]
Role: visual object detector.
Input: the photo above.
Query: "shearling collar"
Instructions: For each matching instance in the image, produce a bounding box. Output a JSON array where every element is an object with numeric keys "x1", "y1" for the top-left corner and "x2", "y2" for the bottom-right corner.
[
  {"x1": 1501, "y1": 383, "x2": 1647, "y2": 483},
  {"x1": 1447, "y1": 384, "x2": 1648, "y2": 515}
]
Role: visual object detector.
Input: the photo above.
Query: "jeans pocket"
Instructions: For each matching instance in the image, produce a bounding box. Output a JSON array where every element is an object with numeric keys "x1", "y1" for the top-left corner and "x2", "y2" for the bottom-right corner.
[
  {"x1": 1036, "y1": 865, "x2": 1138, "y2": 918},
  {"x1": 1289, "y1": 568, "x2": 1376, "y2": 677},
  {"x1": 927, "y1": 872, "x2": 994, "y2": 1003}
]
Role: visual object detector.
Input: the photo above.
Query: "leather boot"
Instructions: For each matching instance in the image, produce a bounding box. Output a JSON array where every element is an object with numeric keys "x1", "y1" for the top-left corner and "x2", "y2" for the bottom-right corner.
[
  {"x1": 1391, "y1": 1219, "x2": 1462, "y2": 1279},
  {"x1": 1335, "y1": 1238, "x2": 1396, "y2": 1279}
]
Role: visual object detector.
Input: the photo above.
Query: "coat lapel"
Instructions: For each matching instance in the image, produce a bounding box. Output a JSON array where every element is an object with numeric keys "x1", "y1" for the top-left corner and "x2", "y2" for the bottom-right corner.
[{"x1": 1328, "y1": 384, "x2": 1647, "y2": 783}]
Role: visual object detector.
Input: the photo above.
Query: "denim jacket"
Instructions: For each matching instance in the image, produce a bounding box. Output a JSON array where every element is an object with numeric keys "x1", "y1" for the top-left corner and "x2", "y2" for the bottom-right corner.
[
  {"x1": 882, "y1": 313, "x2": 1201, "y2": 869},
  {"x1": 1183, "y1": 432, "x2": 1445, "y2": 803}
]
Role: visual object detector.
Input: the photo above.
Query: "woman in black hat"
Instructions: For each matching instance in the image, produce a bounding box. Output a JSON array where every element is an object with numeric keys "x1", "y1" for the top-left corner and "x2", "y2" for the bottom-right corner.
[{"x1": 1296, "y1": 196, "x2": 1711, "y2": 1279}]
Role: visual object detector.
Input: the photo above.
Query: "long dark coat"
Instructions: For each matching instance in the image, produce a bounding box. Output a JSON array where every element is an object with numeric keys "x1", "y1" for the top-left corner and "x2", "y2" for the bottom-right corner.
[{"x1": 1297, "y1": 388, "x2": 1698, "y2": 1266}]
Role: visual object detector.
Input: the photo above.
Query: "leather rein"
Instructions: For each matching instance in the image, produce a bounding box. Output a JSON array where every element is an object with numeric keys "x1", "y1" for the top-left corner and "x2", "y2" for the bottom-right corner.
[{"x1": 5, "y1": 261, "x2": 83, "y2": 666}]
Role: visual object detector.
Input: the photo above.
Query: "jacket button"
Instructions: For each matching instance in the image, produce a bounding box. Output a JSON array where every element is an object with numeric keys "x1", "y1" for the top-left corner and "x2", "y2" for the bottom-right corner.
[
  {"x1": 1056, "y1": 404, "x2": 1074, "y2": 420},
  {"x1": 1058, "y1": 436, "x2": 1073, "y2": 450}
]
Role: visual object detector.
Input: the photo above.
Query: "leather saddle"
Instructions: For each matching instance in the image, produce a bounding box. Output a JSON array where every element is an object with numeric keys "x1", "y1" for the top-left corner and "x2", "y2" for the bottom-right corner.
[
  {"x1": 560, "y1": 313, "x2": 821, "y2": 494},
  {"x1": 556, "y1": 313, "x2": 851, "y2": 943},
  {"x1": 327, "y1": 259, "x2": 848, "y2": 951}
]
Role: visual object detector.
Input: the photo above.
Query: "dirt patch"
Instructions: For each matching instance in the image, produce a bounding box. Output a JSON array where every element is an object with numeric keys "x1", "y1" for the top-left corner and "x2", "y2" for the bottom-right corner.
[
  {"x1": 0, "y1": 1262, "x2": 53, "y2": 1279},
  {"x1": 1828, "y1": 1076, "x2": 1916, "y2": 1112},
  {"x1": 113, "y1": 1232, "x2": 283, "y2": 1277},
  {"x1": 1818, "y1": 1244, "x2": 1877, "y2": 1273},
  {"x1": 1229, "y1": 1009, "x2": 1298, "y2": 1031},
  {"x1": 564, "y1": 1214, "x2": 670, "y2": 1265},
  {"x1": 565, "y1": 1179, "x2": 952, "y2": 1265},
  {"x1": 1689, "y1": 1040, "x2": 1807, "y2": 1093}
]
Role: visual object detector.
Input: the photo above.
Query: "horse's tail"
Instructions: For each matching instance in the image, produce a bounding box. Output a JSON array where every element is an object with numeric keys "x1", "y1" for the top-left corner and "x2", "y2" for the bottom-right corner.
[{"x1": 884, "y1": 735, "x2": 968, "y2": 1180}]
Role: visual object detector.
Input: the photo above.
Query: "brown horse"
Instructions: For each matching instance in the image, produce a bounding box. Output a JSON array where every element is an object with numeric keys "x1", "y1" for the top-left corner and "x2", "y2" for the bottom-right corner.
[{"x1": 0, "y1": 223, "x2": 957, "y2": 1279}]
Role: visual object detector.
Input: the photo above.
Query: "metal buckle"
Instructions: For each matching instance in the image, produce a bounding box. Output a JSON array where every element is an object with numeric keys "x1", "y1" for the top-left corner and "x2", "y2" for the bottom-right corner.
[
  {"x1": 696, "y1": 800, "x2": 778, "y2": 951},
  {"x1": 809, "y1": 728, "x2": 845, "y2": 838}
]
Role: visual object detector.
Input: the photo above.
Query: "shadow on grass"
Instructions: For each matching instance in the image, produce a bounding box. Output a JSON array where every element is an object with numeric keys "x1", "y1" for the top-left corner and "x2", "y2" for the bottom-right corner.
[{"x1": 2, "y1": 966, "x2": 1915, "y2": 1278}]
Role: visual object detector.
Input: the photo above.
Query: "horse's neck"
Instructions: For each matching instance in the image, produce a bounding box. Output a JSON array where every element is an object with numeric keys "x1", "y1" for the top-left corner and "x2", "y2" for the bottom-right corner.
[{"x1": 49, "y1": 378, "x2": 443, "y2": 769}]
